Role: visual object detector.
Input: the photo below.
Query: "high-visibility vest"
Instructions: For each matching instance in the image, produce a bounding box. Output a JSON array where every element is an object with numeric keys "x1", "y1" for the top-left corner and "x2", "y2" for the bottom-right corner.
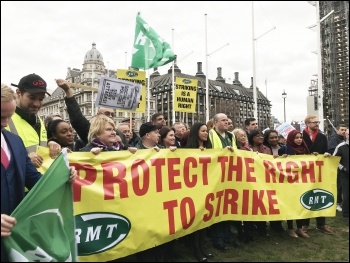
[
  {"x1": 6, "y1": 113, "x2": 47, "y2": 153},
  {"x1": 209, "y1": 129, "x2": 237, "y2": 150}
]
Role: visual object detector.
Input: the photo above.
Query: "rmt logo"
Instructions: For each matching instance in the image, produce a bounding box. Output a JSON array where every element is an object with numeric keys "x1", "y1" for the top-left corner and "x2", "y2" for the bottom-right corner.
[
  {"x1": 300, "y1": 189, "x2": 334, "y2": 211},
  {"x1": 75, "y1": 212, "x2": 131, "y2": 256}
]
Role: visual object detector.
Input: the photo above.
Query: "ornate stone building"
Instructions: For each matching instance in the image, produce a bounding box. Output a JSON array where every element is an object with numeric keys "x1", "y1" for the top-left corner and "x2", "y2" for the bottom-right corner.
[
  {"x1": 39, "y1": 43, "x2": 153, "y2": 131},
  {"x1": 41, "y1": 43, "x2": 272, "y2": 130}
]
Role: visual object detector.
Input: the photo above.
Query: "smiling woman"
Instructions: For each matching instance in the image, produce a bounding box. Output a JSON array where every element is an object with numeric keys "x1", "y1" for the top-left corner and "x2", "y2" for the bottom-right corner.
[
  {"x1": 80, "y1": 115, "x2": 123, "y2": 153},
  {"x1": 47, "y1": 119, "x2": 74, "y2": 150},
  {"x1": 159, "y1": 126, "x2": 176, "y2": 148}
]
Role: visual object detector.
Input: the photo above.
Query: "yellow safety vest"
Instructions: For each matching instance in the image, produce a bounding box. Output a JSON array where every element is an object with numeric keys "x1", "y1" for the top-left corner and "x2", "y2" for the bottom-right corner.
[
  {"x1": 6, "y1": 113, "x2": 47, "y2": 153},
  {"x1": 209, "y1": 129, "x2": 237, "y2": 150}
]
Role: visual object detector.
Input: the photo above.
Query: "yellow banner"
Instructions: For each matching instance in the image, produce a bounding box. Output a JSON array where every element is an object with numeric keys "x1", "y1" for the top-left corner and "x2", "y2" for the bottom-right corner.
[
  {"x1": 174, "y1": 77, "x2": 198, "y2": 113},
  {"x1": 37, "y1": 147, "x2": 340, "y2": 261},
  {"x1": 116, "y1": 69, "x2": 146, "y2": 113}
]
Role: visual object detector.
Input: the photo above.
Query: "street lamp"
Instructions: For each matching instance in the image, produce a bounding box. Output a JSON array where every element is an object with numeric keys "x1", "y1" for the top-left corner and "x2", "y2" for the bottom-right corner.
[
  {"x1": 205, "y1": 13, "x2": 229, "y2": 122},
  {"x1": 252, "y1": 2, "x2": 276, "y2": 119},
  {"x1": 282, "y1": 90, "x2": 287, "y2": 123}
]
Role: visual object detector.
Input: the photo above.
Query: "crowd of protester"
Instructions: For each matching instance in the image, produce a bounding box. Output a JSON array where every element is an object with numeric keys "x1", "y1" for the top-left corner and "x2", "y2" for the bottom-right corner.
[{"x1": 1, "y1": 74, "x2": 348, "y2": 262}]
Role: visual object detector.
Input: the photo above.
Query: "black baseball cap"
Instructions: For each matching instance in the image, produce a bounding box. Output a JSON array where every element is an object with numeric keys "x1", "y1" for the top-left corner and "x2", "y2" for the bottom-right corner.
[
  {"x1": 139, "y1": 122, "x2": 161, "y2": 137},
  {"x1": 11, "y1": 73, "x2": 51, "y2": 96}
]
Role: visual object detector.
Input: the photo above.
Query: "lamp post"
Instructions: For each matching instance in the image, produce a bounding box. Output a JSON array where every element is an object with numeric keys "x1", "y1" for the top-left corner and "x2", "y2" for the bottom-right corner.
[
  {"x1": 252, "y1": 1, "x2": 276, "y2": 119},
  {"x1": 282, "y1": 90, "x2": 287, "y2": 123},
  {"x1": 204, "y1": 13, "x2": 229, "y2": 122}
]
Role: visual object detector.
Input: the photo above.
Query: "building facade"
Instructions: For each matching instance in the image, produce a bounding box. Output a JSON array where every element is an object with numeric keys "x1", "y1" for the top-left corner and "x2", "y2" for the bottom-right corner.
[
  {"x1": 40, "y1": 43, "x2": 155, "y2": 132},
  {"x1": 151, "y1": 62, "x2": 272, "y2": 129},
  {"x1": 41, "y1": 44, "x2": 272, "y2": 130},
  {"x1": 319, "y1": 1, "x2": 349, "y2": 133}
]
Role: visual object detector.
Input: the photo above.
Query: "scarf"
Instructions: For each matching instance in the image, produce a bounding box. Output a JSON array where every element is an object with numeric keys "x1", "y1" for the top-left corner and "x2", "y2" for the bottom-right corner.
[
  {"x1": 91, "y1": 138, "x2": 122, "y2": 151},
  {"x1": 303, "y1": 127, "x2": 318, "y2": 143},
  {"x1": 287, "y1": 130, "x2": 310, "y2": 154}
]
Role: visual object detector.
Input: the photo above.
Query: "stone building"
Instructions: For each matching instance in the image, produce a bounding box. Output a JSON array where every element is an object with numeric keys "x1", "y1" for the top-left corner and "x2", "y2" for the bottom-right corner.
[
  {"x1": 40, "y1": 43, "x2": 153, "y2": 132},
  {"x1": 150, "y1": 62, "x2": 271, "y2": 128},
  {"x1": 41, "y1": 43, "x2": 272, "y2": 130}
]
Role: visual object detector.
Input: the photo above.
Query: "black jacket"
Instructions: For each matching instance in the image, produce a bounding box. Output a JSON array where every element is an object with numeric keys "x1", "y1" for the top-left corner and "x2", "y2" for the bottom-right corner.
[
  {"x1": 64, "y1": 96, "x2": 128, "y2": 149},
  {"x1": 302, "y1": 130, "x2": 328, "y2": 154},
  {"x1": 65, "y1": 96, "x2": 90, "y2": 143},
  {"x1": 128, "y1": 131, "x2": 141, "y2": 147},
  {"x1": 328, "y1": 133, "x2": 345, "y2": 154},
  {"x1": 333, "y1": 142, "x2": 349, "y2": 178}
]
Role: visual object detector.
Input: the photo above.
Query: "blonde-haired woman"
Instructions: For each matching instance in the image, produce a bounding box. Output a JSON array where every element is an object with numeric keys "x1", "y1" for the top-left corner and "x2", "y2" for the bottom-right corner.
[
  {"x1": 233, "y1": 128, "x2": 248, "y2": 149},
  {"x1": 80, "y1": 115, "x2": 136, "y2": 154}
]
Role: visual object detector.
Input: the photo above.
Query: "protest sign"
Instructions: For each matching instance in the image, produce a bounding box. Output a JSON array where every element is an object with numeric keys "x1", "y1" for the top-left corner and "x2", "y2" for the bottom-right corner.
[{"x1": 95, "y1": 77, "x2": 141, "y2": 111}]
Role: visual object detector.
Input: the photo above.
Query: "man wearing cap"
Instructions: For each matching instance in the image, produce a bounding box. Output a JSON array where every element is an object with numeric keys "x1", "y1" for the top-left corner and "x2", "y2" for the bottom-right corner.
[
  {"x1": 134, "y1": 121, "x2": 167, "y2": 262},
  {"x1": 120, "y1": 117, "x2": 141, "y2": 147},
  {"x1": 55, "y1": 79, "x2": 128, "y2": 150},
  {"x1": 7, "y1": 74, "x2": 61, "y2": 167},
  {"x1": 135, "y1": 122, "x2": 163, "y2": 150}
]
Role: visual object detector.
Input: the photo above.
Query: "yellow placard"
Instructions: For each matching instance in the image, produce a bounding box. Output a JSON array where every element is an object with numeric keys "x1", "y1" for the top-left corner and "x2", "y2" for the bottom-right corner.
[
  {"x1": 174, "y1": 77, "x2": 198, "y2": 113},
  {"x1": 116, "y1": 69, "x2": 146, "y2": 113},
  {"x1": 37, "y1": 147, "x2": 340, "y2": 261}
]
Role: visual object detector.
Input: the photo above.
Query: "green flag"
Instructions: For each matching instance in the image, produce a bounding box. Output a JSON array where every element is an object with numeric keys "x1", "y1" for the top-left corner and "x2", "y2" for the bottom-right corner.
[
  {"x1": 131, "y1": 12, "x2": 176, "y2": 70},
  {"x1": 3, "y1": 149, "x2": 77, "y2": 262}
]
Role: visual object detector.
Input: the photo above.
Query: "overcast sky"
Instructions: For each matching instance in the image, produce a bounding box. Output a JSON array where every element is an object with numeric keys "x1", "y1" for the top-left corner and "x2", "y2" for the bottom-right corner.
[{"x1": 1, "y1": 1, "x2": 319, "y2": 123}]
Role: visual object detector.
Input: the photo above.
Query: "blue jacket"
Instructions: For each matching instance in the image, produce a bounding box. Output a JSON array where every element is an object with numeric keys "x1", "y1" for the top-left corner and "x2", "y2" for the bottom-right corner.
[
  {"x1": 278, "y1": 145, "x2": 296, "y2": 155},
  {"x1": 1, "y1": 130, "x2": 42, "y2": 261},
  {"x1": 1, "y1": 130, "x2": 42, "y2": 215}
]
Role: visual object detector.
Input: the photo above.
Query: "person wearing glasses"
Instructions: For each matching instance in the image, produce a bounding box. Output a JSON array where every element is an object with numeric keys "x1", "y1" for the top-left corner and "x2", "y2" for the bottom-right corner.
[
  {"x1": 55, "y1": 79, "x2": 128, "y2": 151},
  {"x1": 302, "y1": 115, "x2": 334, "y2": 235}
]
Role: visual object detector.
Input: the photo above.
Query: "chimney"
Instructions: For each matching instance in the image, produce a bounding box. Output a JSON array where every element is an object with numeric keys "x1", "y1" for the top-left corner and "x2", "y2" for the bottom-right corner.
[
  {"x1": 250, "y1": 77, "x2": 253, "y2": 88},
  {"x1": 216, "y1": 67, "x2": 225, "y2": 83},
  {"x1": 218, "y1": 67, "x2": 222, "y2": 78},
  {"x1": 198, "y1": 62, "x2": 203, "y2": 73},
  {"x1": 234, "y1": 72, "x2": 239, "y2": 82},
  {"x1": 195, "y1": 62, "x2": 206, "y2": 78},
  {"x1": 232, "y1": 72, "x2": 242, "y2": 86},
  {"x1": 150, "y1": 67, "x2": 160, "y2": 78},
  {"x1": 167, "y1": 63, "x2": 181, "y2": 74}
]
